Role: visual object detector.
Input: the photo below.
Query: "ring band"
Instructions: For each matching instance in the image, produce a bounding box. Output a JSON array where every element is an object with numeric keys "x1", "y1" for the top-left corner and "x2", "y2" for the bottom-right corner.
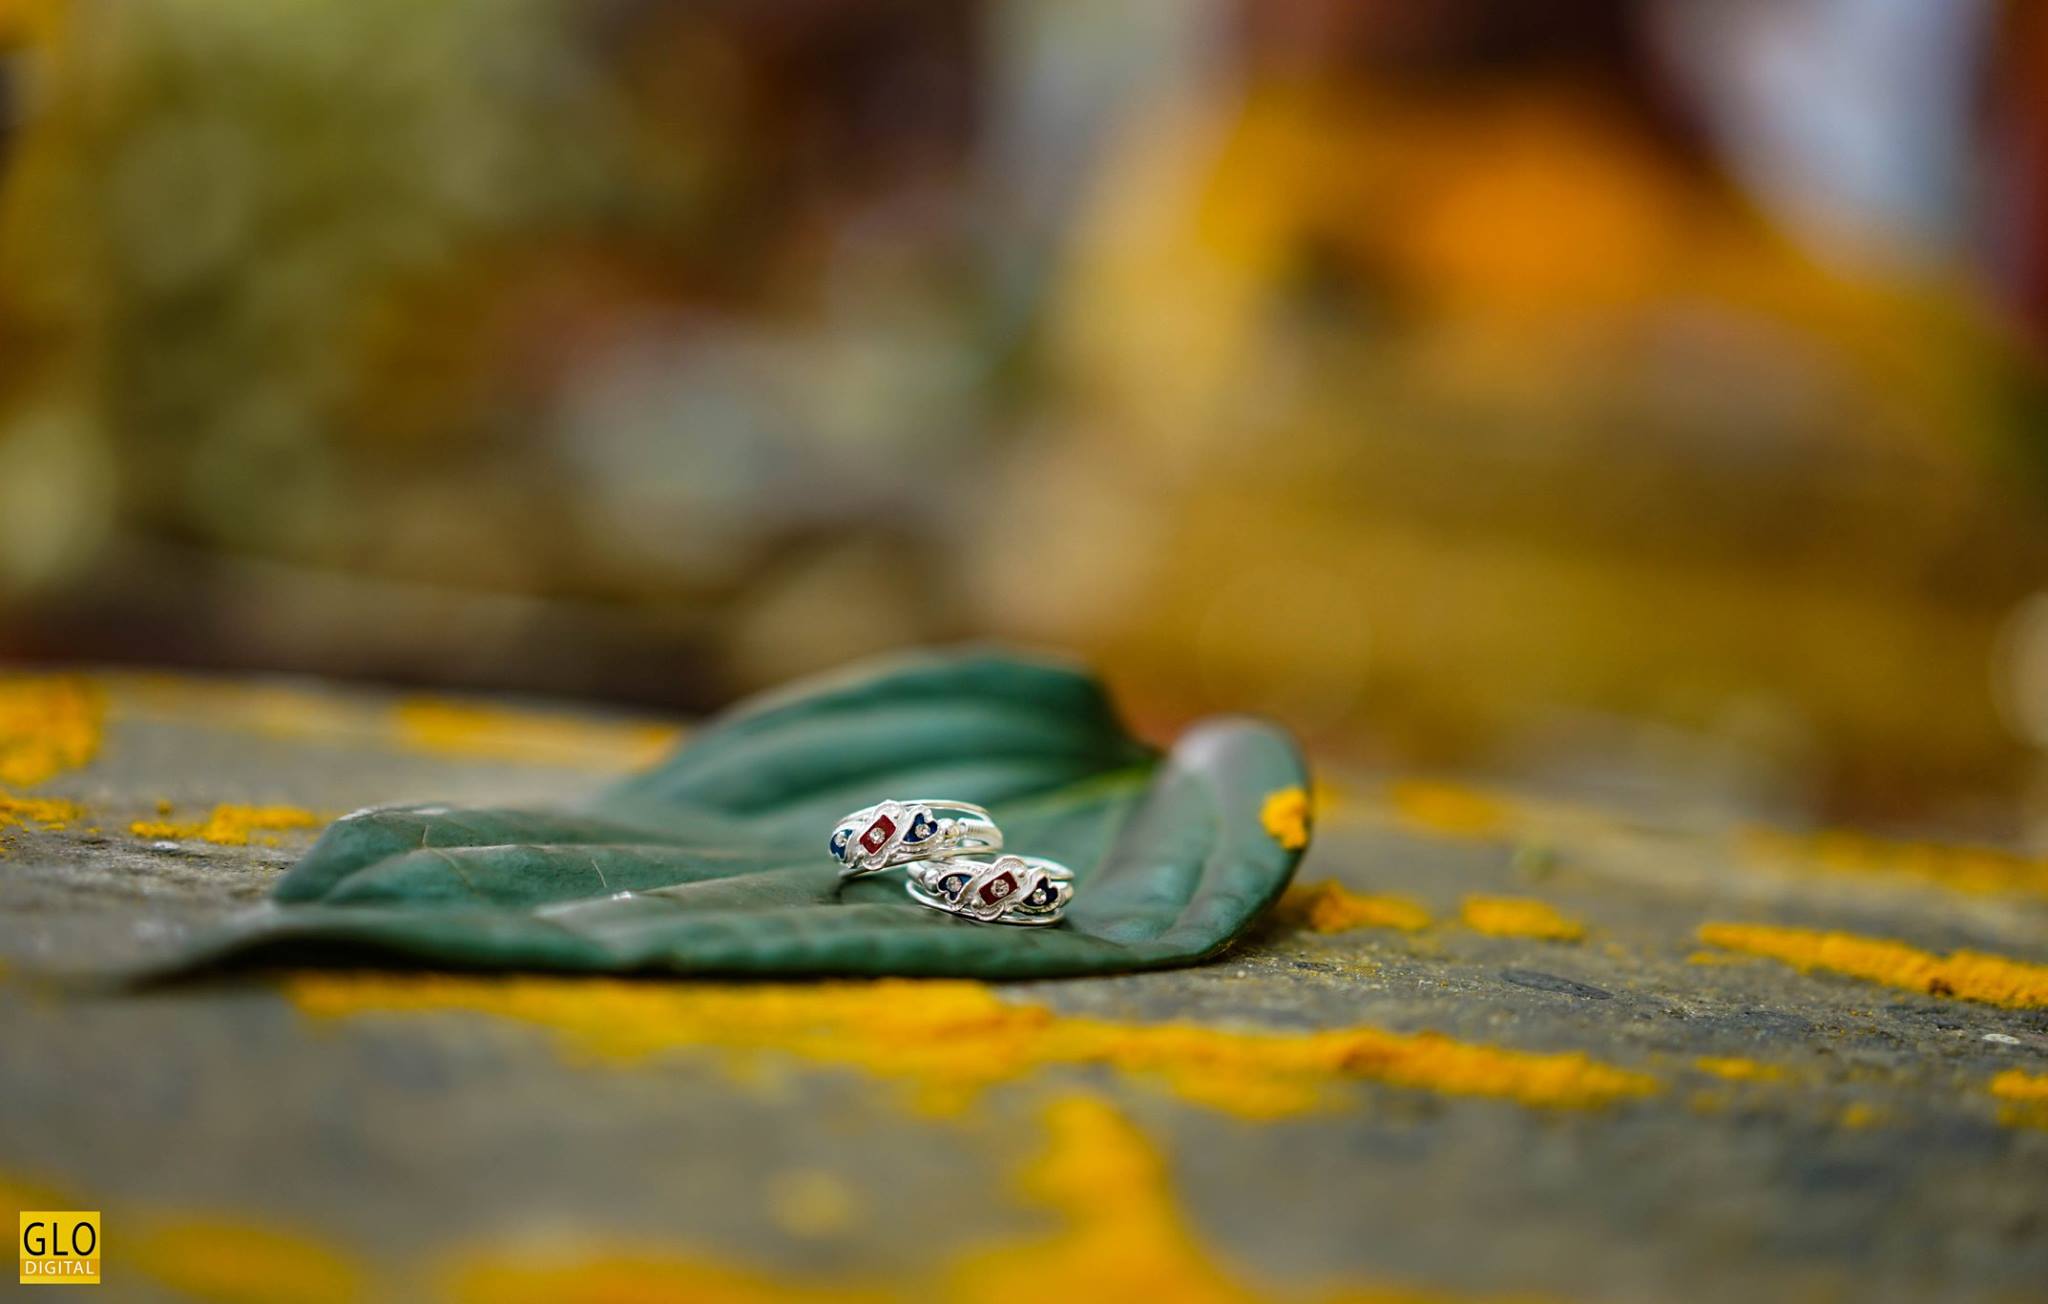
[
  {"x1": 905, "y1": 854, "x2": 1073, "y2": 926},
  {"x1": 829, "y1": 800, "x2": 1002, "y2": 878}
]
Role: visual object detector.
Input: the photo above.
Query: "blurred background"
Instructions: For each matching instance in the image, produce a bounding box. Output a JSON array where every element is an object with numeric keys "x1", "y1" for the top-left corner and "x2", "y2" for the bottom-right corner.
[{"x1": 3, "y1": 0, "x2": 2048, "y2": 835}]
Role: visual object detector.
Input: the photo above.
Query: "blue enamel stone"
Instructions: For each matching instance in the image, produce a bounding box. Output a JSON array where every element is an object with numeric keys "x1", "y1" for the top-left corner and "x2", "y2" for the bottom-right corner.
[{"x1": 904, "y1": 812, "x2": 936, "y2": 844}]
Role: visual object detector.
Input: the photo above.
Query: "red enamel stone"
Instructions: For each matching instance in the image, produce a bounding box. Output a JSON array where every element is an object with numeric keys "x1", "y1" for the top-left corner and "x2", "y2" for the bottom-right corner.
[
  {"x1": 979, "y1": 872, "x2": 1018, "y2": 904},
  {"x1": 859, "y1": 815, "x2": 896, "y2": 854}
]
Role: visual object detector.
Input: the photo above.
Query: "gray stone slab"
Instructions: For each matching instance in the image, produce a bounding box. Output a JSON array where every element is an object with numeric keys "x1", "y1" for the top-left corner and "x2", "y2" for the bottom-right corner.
[{"x1": 1, "y1": 671, "x2": 2044, "y2": 1301}]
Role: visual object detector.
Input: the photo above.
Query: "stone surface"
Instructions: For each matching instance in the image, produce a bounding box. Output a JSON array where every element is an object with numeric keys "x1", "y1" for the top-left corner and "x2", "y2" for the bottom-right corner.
[{"x1": 0, "y1": 671, "x2": 2044, "y2": 1302}]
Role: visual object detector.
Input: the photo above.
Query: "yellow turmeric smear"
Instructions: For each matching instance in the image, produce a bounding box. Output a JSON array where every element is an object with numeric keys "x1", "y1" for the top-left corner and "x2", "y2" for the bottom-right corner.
[
  {"x1": 765, "y1": 1170, "x2": 857, "y2": 1239},
  {"x1": 0, "y1": 674, "x2": 102, "y2": 787},
  {"x1": 945, "y1": 1094, "x2": 1277, "y2": 1304},
  {"x1": 1991, "y1": 1068, "x2": 2048, "y2": 1102},
  {"x1": 1684, "y1": 950, "x2": 1754, "y2": 967},
  {"x1": 131, "y1": 804, "x2": 323, "y2": 848},
  {"x1": 1692, "y1": 1056, "x2": 1787, "y2": 1083},
  {"x1": 0, "y1": 790, "x2": 84, "y2": 836},
  {"x1": 1276, "y1": 880, "x2": 1432, "y2": 933},
  {"x1": 1743, "y1": 826, "x2": 2048, "y2": 898},
  {"x1": 127, "y1": 1217, "x2": 363, "y2": 1304},
  {"x1": 8, "y1": 1105, "x2": 1532, "y2": 1304},
  {"x1": 105, "y1": 673, "x2": 679, "y2": 770},
  {"x1": 0, "y1": 1167, "x2": 365, "y2": 1303},
  {"x1": 1387, "y1": 780, "x2": 1515, "y2": 840},
  {"x1": 1261, "y1": 786, "x2": 1313, "y2": 851},
  {"x1": 1990, "y1": 1068, "x2": 2048, "y2": 1131},
  {"x1": 449, "y1": 1249, "x2": 883, "y2": 1304},
  {"x1": 104, "y1": 673, "x2": 372, "y2": 740},
  {"x1": 1835, "y1": 1102, "x2": 1885, "y2": 1129},
  {"x1": 1697, "y1": 923, "x2": 2048, "y2": 1009},
  {"x1": 945, "y1": 1095, "x2": 1489, "y2": 1304},
  {"x1": 393, "y1": 699, "x2": 680, "y2": 769},
  {"x1": 289, "y1": 976, "x2": 1659, "y2": 1118},
  {"x1": 1460, "y1": 896, "x2": 1585, "y2": 942},
  {"x1": 450, "y1": 1096, "x2": 1518, "y2": 1304}
]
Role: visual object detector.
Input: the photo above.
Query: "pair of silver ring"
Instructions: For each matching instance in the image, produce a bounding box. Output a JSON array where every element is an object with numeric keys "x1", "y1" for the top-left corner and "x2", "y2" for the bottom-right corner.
[{"x1": 828, "y1": 799, "x2": 1073, "y2": 926}]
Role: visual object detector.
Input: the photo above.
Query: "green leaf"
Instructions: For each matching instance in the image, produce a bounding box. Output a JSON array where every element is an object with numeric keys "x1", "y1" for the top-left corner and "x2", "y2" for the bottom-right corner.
[{"x1": 171, "y1": 650, "x2": 1311, "y2": 978}]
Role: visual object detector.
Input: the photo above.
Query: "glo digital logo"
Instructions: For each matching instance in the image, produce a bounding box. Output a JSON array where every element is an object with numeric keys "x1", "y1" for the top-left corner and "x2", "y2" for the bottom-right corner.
[{"x1": 19, "y1": 1212, "x2": 100, "y2": 1286}]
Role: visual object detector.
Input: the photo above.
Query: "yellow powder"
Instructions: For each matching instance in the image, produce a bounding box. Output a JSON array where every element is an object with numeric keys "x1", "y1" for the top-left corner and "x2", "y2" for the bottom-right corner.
[
  {"x1": 12, "y1": 1105, "x2": 1529, "y2": 1304},
  {"x1": 1007, "y1": 1096, "x2": 1544, "y2": 1300},
  {"x1": 1684, "y1": 951, "x2": 1753, "y2": 967},
  {"x1": 1744, "y1": 827, "x2": 2048, "y2": 898},
  {"x1": 393, "y1": 699, "x2": 679, "y2": 769},
  {"x1": 765, "y1": 1171, "x2": 857, "y2": 1239},
  {"x1": 1697, "y1": 923, "x2": 2048, "y2": 1009},
  {"x1": 946, "y1": 1094, "x2": 1273, "y2": 1304},
  {"x1": 449, "y1": 1097, "x2": 1508, "y2": 1304},
  {"x1": 108, "y1": 674, "x2": 386, "y2": 743},
  {"x1": 0, "y1": 790, "x2": 84, "y2": 835},
  {"x1": 449, "y1": 1251, "x2": 884, "y2": 1304},
  {"x1": 1388, "y1": 781, "x2": 1514, "y2": 840},
  {"x1": 1990, "y1": 1069, "x2": 2048, "y2": 1102},
  {"x1": 2, "y1": 1166, "x2": 373, "y2": 1303},
  {"x1": 126, "y1": 1217, "x2": 362, "y2": 1304},
  {"x1": 1836, "y1": 1102, "x2": 1884, "y2": 1129},
  {"x1": 1992, "y1": 1069, "x2": 2048, "y2": 1131},
  {"x1": 131, "y1": 804, "x2": 323, "y2": 847},
  {"x1": 1276, "y1": 881, "x2": 1432, "y2": 933},
  {"x1": 105, "y1": 674, "x2": 681, "y2": 770},
  {"x1": 289, "y1": 975, "x2": 1659, "y2": 1117},
  {"x1": 1460, "y1": 896, "x2": 1585, "y2": 942},
  {"x1": 1261, "y1": 786, "x2": 1313, "y2": 851},
  {"x1": 0, "y1": 674, "x2": 101, "y2": 787},
  {"x1": 1692, "y1": 1057, "x2": 1787, "y2": 1083}
]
